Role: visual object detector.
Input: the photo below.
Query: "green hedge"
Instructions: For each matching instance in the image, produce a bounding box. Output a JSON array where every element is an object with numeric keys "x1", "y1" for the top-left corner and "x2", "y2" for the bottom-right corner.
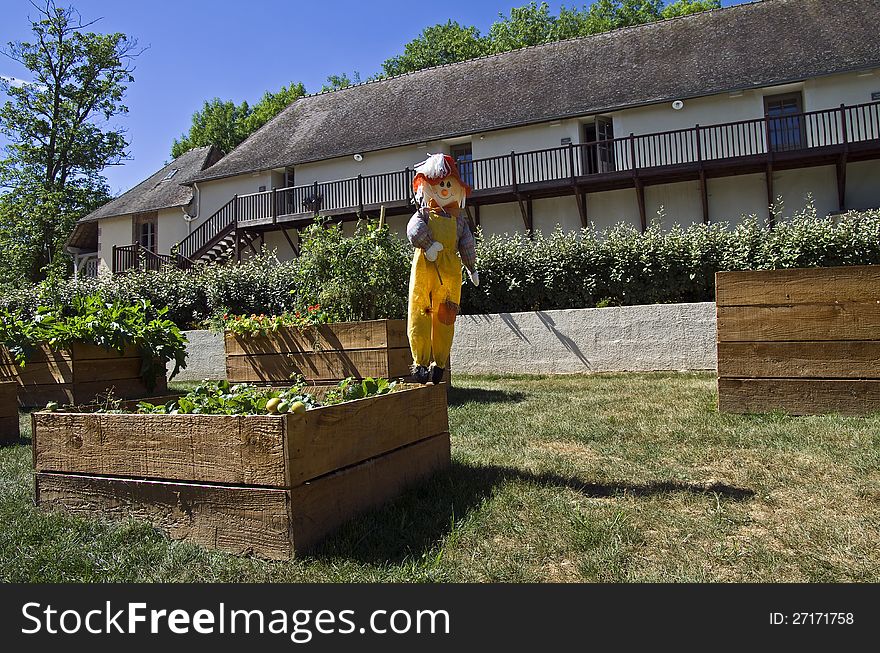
[
  {"x1": 465, "y1": 207, "x2": 880, "y2": 312},
  {"x1": 4, "y1": 206, "x2": 880, "y2": 327},
  {"x1": 0, "y1": 220, "x2": 410, "y2": 328}
]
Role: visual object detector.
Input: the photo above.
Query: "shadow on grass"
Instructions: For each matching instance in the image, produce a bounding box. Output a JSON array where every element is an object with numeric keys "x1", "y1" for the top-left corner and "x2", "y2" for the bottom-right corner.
[
  {"x1": 0, "y1": 437, "x2": 30, "y2": 447},
  {"x1": 313, "y1": 461, "x2": 755, "y2": 564},
  {"x1": 446, "y1": 386, "x2": 527, "y2": 407}
]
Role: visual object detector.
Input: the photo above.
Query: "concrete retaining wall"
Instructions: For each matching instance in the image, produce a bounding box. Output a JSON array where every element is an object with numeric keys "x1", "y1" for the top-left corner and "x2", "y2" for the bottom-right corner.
[
  {"x1": 171, "y1": 302, "x2": 717, "y2": 381},
  {"x1": 172, "y1": 329, "x2": 225, "y2": 382},
  {"x1": 452, "y1": 302, "x2": 716, "y2": 374}
]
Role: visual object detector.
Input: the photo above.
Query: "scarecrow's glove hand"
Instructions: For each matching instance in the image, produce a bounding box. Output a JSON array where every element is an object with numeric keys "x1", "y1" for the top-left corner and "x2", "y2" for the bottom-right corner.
[
  {"x1": 424, "y1": 241, "x2": 443, "y2": 262},
  {"x1": 468, "y1": 269, "x2": 480, "y2": 287}
]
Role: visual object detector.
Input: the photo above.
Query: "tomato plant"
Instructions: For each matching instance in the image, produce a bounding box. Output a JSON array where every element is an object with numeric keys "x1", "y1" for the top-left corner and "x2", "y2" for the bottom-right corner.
[{"x1": 221, "y1": 304, "x2": 332, "y2": 337}]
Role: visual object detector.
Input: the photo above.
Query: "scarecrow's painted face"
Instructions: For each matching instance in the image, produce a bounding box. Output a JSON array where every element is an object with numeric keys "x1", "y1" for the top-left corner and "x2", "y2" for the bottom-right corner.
[{"x1": 426, "y1": 175, "x2": 466, "y2": 208}]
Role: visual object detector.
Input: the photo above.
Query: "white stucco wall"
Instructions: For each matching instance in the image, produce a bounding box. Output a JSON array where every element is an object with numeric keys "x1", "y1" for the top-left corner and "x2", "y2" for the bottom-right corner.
[
  {"x1": 806, "y1": 70, "x2": 880, "y2": 111},
  {"x1": 704, "y1": 173, "x2": 769, "y2": 223},
  {"x1": 294, "y1": 144, "x2": 431, "y2": 186},
  {"x1": 194, "y1": 172, "x2": 275, "y2": 230},
  {"x1": 586, "y1": 189, "x2": 641, "y2": 231},
  {"x1": 473, "y1": 119, "x2": 581, "y2": 159},
  {"x1": 846, "y1": 160, "x2": 880, "y2": 211},
  {"x1": 96, "y1": 215, "x2": 132, "y2": 275},
  {"x1": 157, "y1": 207, "x2": 190, "y2": 255},
  {"x1": 646, "y1": 180, "x2": 703, "y2": 226},
  {"x1": 772, "y1": 166, "x2": 837, "y2": 219},
  {"x1": 612, "y1": 85, "x2": 773, "y2": 141}
]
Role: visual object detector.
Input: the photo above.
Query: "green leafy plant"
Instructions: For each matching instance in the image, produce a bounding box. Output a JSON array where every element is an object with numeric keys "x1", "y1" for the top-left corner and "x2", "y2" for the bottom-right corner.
[
  {"x1": 134, "y1": 376, "x2": 399, "y2": 416},
  {"x1": 136, "y1": 380, "x2": 319, "y2": 415},
  {"x1": 323, "y1": 377, "x2": 397, "y2": 405},
  {"x1": 0, "y1": 295, "x2": 187, "y2": 390}
]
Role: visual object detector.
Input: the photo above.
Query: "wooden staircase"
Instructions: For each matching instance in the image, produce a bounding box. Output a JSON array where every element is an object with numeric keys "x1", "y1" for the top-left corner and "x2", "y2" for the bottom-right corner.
[{"x1": 174, "y1": 196, "x2": 257, "y2": 268}]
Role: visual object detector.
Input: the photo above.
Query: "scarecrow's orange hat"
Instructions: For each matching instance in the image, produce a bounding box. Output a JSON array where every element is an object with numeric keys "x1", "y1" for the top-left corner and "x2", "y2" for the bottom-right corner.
[{"x1": 411, "y1": 153, "x2": 472, "y2": 199}]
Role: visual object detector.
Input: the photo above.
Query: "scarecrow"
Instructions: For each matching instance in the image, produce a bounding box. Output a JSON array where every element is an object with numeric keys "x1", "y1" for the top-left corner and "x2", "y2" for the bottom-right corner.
[{"x1": 406, "y1": 153, "x2": 479, "y2": 384}]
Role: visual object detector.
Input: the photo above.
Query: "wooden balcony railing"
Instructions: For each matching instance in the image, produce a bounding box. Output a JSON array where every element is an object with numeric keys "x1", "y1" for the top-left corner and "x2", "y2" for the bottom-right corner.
[
  {"x1": 112, "y1": 243, "x2": 175, "y2": 274},
  {"x1": 172, "y1": 100, "x2": 880, "y2": 265}
]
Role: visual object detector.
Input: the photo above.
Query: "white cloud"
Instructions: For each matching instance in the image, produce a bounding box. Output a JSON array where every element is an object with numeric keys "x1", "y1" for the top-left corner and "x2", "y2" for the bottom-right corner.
[{"x1": 1, "y1": 75, "x2": 47, "y2": 90}]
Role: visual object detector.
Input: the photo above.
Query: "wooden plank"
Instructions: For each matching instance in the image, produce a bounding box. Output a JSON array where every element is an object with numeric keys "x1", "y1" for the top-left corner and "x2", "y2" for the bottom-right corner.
[
  {"x1": 33, "y1": 411, "x2": 287, "y2": 486},
  {"x1": 224, "y1": 319, "x2": 407, "y2": 356},
  {"x1": 71, "y1": 375, "x2": 167, "y2": 406},
  {"x1": 0, "y1": 381, "x2": 18, "y2": 444},
  {"x1": 1, "y1": 357, "x2": 147, "y2": 386},
  {"x1": 718, "y1": 341, "x2": 880, "y2": 379},
  {"x1": 3, "y1": 359, "x2": 74, "y2": 385},
  {"x1": 36, "y1": 473, "x2": 292, "y2": 560},
  {"x1": 717, "y1": 304, "x2": 880, "y2": 342},
  {"x1": 71, "y1": 343, "x2": 141, "y2": 361},
  {"x1": 387, "y1": 346, "x2": 414, "y2": 378},
  {"x1": 717, "y1": 378, "x2": 880, "y2": 416},
  {"x1": 0, "y1": 416, "x2": 18, "y2": 445},
  {"x1": 285, "y1": 384, "x2": 448, "y2": 485},
  {"x1": 16, "y1": 384, "x2": 74, "y2": 408},
  {"x1": 289, "y1": 432, "x2": 451, "y2": 553},
  {"x1": 0, "y1": 347, "x2": 72, "y2": 384},
  {"x1": 716, "y1": 266, "x2": 880, "y2": 306},
  {"x1": 384, "y1": 319, "x2": 409, "y2": 350},
  {"x1": 226, "y1": 348, "x2": 410, "y2": 383},
  {"x1": 0, "y1": 381, "x2": 16, "y2": 419},
  {"x1": 73, "y1": 357, "x2": 143, "y2": 383},
  {"x1": 0, "y1": 345, "x2": 71, "y2": 367}
]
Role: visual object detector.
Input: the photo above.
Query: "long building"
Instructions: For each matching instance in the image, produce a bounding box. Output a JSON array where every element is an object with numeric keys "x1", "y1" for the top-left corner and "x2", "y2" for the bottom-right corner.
[{"x1": 69, "y1": 0, "x2": 880, "y2": 275}]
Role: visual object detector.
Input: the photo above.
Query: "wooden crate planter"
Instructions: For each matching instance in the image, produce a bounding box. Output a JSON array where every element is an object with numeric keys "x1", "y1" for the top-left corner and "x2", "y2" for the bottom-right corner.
[
  {"x1": 33, "y1": 383, "x2": 450, "y2": 558},
  {"x1": 225, "y1": 319, "x2": 412, "y2": 384},
  {"x1": 0, "y1": 343, "x2": 166, "y2": 408},
  {"x1": 0, "y1": 381, "x2": 18, "y2": 445},
  {"x1": 716, "y1": 265, "x2": 880, "y2": 415}
]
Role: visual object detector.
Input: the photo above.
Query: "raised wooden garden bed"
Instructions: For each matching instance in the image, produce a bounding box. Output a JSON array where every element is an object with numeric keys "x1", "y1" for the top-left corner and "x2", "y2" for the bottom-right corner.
[
  {"x1": 0, "y1": 343, "x2": 166, "y2": 408},
  {"x1": 0, "y1": 381, "x2": 18, "y2": 445},
  {"x1": 716, "y1": 265, "x2": 880, "y2": 415},
  {"x1": 225, "y1": 319, "x2": 412, "y2": 384},
  {"x1": 33, "y1": 383, "x2": 450, "y2": 558}
]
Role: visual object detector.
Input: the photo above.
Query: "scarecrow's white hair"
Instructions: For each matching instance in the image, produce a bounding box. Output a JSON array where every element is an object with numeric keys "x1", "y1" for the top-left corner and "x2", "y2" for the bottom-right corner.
[
  {"x1": 412, "y1": 153, "x2": 467, "y2": 208},
  {"x1": 414, "y1": 153, "x2": 450, "y2": 179}
]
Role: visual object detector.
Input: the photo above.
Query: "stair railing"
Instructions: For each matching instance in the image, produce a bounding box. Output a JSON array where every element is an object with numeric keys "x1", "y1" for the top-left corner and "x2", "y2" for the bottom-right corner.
[{"x1": 175, "y1": 195, "x2": 238, "y2": 263}]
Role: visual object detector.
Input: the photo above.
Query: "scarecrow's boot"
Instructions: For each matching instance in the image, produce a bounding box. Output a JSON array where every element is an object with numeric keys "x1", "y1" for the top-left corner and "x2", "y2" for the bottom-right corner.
[
  {"x1": 430, "y1": 365, "x2": 446, "y2": 385},
  {"x1": 412, "y1": 364, "x2": 430, "y2": 384}
]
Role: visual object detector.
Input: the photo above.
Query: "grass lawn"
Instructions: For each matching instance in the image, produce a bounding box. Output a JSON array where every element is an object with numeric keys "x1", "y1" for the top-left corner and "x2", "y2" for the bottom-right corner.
[{"x1": 1, "y1": 372, "x2": 879, "y2": 582}]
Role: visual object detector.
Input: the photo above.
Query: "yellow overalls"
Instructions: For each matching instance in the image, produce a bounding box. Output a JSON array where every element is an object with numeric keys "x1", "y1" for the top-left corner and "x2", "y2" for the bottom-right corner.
[{"x1": 407, "y1": 209, "x2": 462, "y2": 370}]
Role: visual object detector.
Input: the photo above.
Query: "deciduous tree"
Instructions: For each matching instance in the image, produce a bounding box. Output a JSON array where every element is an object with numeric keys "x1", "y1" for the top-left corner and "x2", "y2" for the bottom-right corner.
[
  {"x1": 171, "y1": 82, "x2": 306, "y2": 158},
  {"x1": 381, "y1": 21, "x2": 488, "y2": 77},
  {"x1": 0, "y1": 0, "x2": 136, "y2": 282}
]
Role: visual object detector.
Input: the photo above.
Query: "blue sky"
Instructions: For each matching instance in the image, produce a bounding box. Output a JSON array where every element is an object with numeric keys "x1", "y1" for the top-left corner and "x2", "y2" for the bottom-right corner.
[{"x1": 1, "y1": 0, "x2": 745, "y2": 194}]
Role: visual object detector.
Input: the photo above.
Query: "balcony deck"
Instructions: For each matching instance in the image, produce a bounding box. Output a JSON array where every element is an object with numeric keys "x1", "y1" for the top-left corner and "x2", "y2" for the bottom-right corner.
[{"x1": 228, "y1": 101, "x2": 880, "y2": 234}]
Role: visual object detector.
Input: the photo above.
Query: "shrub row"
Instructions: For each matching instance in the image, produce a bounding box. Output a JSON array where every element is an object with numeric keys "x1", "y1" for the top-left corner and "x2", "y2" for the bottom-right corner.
[
  {"x1": 464, "y1": 206, "x2": 880, "y2": 313},
  {"x1": 3, "y1": 205, "x2": 880, "y2": 327}
]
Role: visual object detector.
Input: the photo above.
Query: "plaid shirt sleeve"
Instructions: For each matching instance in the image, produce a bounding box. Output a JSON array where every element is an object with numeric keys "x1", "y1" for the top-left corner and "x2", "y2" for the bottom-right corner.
[
  {"x1": 406, "y1": 209, "x2": 434, "y2": 250},
  {"x1": 456, "y1": 215, "x2": 477, "y2": 273}
]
